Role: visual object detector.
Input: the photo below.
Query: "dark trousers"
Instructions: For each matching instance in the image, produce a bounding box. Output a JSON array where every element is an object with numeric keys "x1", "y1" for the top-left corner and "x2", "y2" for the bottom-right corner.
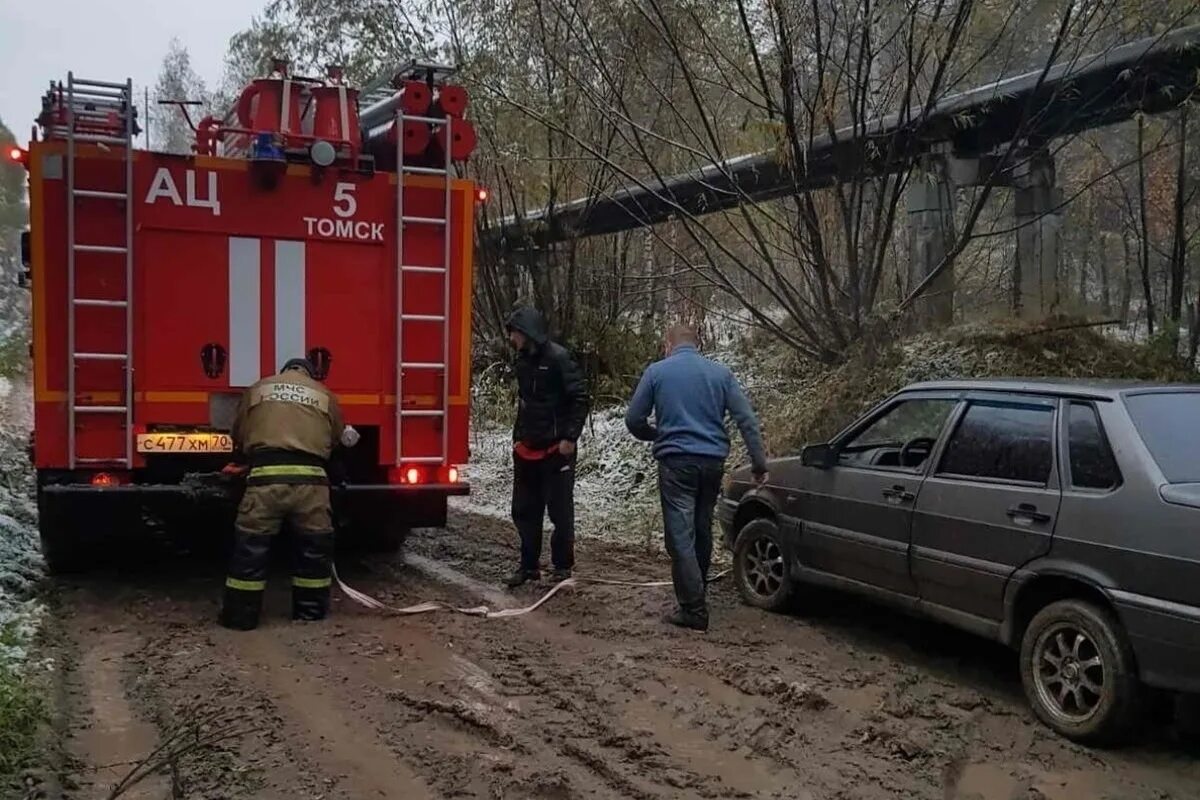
[
  {"x1": 221, "y1": 484, "x2": 334, "y2": 630},
  {"x1": 512, "y1": 451, "x2": 576, "y2": 572},
  {"x1": 658, "y1": 455, "x2": 725, "y2": 614}
]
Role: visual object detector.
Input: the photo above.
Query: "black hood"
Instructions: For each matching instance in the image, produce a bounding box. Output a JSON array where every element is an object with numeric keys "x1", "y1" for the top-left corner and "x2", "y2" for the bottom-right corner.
[{"x1": 506, "y1": 307, "x2": 549, "y2": 345}]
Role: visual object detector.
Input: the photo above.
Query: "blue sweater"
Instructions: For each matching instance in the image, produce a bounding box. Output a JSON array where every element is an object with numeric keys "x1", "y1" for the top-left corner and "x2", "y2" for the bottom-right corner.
[{"x1": 625, "y1": 345, "x2": 768, "y2": 472}]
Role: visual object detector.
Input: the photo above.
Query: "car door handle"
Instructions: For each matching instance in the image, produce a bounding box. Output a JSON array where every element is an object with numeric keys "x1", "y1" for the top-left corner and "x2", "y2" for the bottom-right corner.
[
  {"x1": 1007, "y1": 503, "x2": 1052, "y2": 523},
  {"x1": 881, "y1": 485, "x2": 915, "y2": 503}
]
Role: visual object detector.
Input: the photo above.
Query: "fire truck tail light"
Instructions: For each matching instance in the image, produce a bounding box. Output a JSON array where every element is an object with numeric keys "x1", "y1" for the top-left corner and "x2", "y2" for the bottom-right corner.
[
  {"x1": 6, "y1": 146, "x2": 26, "y2": 165},
  {"x1": 90, "y1": 472, "x2": 121, "y2": 487},
  {"x1": 448, "y1": 466, "x2": 459, "y2": 483},
  {"x1": 405, "y1": 467, "x2": 421, "y2": 485}
]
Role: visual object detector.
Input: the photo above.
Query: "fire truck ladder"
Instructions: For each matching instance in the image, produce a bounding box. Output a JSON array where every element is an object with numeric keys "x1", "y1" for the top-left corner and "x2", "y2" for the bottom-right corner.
[
  {"x1": 395, "y1": 110, "x2": 454, "y2": 467},
  {"x1": 65, "y1": 73, "x2": 135, "y2": 469}
]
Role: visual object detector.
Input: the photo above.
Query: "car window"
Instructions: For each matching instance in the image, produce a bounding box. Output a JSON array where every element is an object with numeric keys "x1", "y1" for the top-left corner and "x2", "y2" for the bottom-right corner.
[
  {"x1": 1067, "y1": 403, "x2": 1121, "y2": 490},
  {"x1": 1124, "y1": 392, "x2": 1200, "y2": 483},
  {"x1": 838, "y1": 399, "x2": 957, "y2": 469},
  {"x1": 938, "y1": 401, "x2": 1054, "y2": 484}
]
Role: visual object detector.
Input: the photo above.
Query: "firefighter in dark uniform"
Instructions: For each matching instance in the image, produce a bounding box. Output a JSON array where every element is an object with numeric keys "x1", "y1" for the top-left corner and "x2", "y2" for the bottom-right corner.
[{"x1": 219, "y1": 357, "x2": 353, "y2": 631}]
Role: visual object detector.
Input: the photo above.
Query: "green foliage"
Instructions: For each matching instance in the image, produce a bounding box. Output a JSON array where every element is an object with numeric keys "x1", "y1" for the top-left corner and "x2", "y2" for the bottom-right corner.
[
  {"x1": 0, "y1": 329, "x2": 30, "y2": 378},
  {"x1": 223, "y1": 0, "x2": 435, "y2": 88},
  {"x1": 755, "y1": 318, "x2": 1200, "y2": 456},
  {"x1": 567, "y1": 309, "x2": 662, "y2": 407},
  {"x1": 0, "y1": 623, "x2": 44, "y2": 786},
  {"x1": 471, "y1": 311, "x2": 662, "y2": 427}
]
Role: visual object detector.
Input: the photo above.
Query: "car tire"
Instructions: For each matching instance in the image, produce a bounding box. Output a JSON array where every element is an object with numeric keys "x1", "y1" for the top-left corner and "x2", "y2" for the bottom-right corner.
[
  {"x1": 733, "y1": 518, "x2": 794, "y2": 611},
  {"x1": 1019, "y1": 599, "x2": 1142, "y2": 744}
]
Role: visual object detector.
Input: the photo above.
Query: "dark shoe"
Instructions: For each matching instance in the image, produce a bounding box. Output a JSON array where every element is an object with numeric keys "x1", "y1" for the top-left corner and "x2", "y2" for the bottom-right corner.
[
  {"x1": 219, "y1": 586, "x2": 263, "y2": 631},
  {"x1": 664, "y1": 609, "x2": 709, "y2": 632},
  {"x1": 550, "y1": 567, "x2": 573, "y2": 581},
  {"x1": 292, "y1": 586, "x2": 330, "y2": 621},
  {"x1": 506, "y1": 568, "x2": 541, "y2": 588}
]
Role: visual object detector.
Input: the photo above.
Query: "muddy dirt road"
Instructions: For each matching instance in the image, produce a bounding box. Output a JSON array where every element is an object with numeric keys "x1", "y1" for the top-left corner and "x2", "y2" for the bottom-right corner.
[{"x1": 43, "y1": 511, "x2": 1200, "y2": 800}]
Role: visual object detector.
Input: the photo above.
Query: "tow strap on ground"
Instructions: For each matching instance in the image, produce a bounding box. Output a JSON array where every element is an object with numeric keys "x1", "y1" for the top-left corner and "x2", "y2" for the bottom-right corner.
[{"x1": 332, "y1": 566, "x2": 729, "y2": 619}]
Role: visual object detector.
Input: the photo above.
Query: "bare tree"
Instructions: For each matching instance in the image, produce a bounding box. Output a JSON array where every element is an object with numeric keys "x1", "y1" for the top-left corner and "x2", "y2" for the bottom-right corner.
[
  {"x1": 474, "y1": 0, "x2": 1154, "y2": 360},
  {"x1": 152, "y1": 38, "x2": 209, "y2": 154}
]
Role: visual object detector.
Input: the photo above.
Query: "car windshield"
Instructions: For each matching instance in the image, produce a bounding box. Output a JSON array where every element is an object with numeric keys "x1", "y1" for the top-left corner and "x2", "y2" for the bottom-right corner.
[{"x1": 1124, "y1": 392, "x2": 1200, "y2": 483}]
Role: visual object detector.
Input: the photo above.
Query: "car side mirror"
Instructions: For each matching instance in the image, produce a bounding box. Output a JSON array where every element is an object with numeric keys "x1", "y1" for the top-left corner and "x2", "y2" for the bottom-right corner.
[{"x1": 801, "y1": 443, "x2": 835, "y2": 469}]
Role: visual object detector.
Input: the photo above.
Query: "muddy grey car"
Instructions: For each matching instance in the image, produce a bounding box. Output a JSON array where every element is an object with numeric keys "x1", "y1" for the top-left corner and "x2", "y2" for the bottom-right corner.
[{"x1": 718, "y1": 380, "x2": 1200, "y2": 743}]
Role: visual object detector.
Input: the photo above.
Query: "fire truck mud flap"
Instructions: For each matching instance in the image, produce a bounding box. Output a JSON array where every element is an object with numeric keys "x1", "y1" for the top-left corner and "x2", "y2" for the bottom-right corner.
[{"x1": 333, "y1": 483, "x2": 469, "y2": 548}]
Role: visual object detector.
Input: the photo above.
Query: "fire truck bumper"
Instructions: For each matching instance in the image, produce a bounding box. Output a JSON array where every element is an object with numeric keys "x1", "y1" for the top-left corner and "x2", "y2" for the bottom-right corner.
[
  {"x1": 40, "y1": 481, "x2": 471, "y2": 535},
  {"x1": 39, "y1": 482, "x2": 471, "y2": 498},
  {"x1": 337, "y1": 483, "x2": 471, "y2": 497}
]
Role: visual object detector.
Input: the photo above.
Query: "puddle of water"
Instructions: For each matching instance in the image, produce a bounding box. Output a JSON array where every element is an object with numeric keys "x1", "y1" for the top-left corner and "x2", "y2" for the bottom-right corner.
[
  {"x1": 953, "y1": 763, "x2": 1018, "y2": 800},
  {"x1": 1032, "y1": 769, "x2": 1111, "y2": 800},
  {"x1": 622, "y1": 678, "x2": 795, "y2": 796}
]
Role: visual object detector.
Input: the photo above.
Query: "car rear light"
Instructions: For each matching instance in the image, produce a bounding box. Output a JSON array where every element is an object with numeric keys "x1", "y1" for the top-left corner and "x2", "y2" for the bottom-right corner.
[{"x1": 91, "y1": 472, "x2": 121, "y2": 487}]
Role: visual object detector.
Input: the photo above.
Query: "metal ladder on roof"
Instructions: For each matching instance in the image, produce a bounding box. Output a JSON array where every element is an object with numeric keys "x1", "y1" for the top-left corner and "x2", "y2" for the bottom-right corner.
[
  {"x1": 395, "y1": 109, "x2": 454, "y2": 466},
  {"x1": 65, "y1": 73, "x2": 135, "y2": 469}
]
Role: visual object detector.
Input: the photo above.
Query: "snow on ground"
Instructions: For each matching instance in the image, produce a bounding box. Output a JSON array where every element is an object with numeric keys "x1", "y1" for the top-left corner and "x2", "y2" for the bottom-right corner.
[
  {"x1": 452, "y1": 407, "x2": 664, "y2": 547},
  {"x1": 452, "y1": 340, "x2": 769, "y2": 553},
  {"x1": 0, "y1": 375, "x2": 42, "y2": 672}
]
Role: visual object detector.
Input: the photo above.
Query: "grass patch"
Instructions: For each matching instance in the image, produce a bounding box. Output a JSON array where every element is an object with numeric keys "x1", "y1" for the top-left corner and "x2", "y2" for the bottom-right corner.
[
  {"x1": 0, "y1": 329, "x2": 28, "y2": 379},
  {"x1": 741, "y1": 316, "x2": 1200, "y2": 457},
  {"x1": 0, "y1": 620, "x2": 44, "y2": 787}
]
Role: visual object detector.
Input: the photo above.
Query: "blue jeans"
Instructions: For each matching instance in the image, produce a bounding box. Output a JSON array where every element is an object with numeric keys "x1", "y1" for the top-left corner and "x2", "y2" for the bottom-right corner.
[{"x1": 658, "y1": 455, "x2": 725, "y2": 614}]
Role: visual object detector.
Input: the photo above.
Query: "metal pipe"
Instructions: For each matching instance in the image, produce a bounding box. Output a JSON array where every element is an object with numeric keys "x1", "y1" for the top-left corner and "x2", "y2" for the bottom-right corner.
[{"x1": 360, "y1": 89, "x2": 435, "y2": 131}]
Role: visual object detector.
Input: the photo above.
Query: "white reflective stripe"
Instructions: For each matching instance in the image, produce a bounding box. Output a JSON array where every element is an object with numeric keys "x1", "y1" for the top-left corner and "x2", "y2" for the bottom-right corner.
[
  {"x1": 228, "y1": 237, "x2": 261, "y2": 387},
  {"x1": 274, "y1": 240, "x2": 306, "y2": 367},
  {"x1": 339, "y1": 86, "x2": 349, "y2": 141},
  {"x1": 281, "y1": 78, "x2": 293, "y2": 133}
]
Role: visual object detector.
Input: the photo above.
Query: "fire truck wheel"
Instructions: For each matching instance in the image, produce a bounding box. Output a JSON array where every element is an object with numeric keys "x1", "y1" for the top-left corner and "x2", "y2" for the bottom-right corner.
[
  {"x1": 366, "y1": 524, "x2": 407, "y2": 554},
  {"x1": 339, "y1": 522, "x2": 408, "y2": 555},
  {"x1": 37, "y1": 497, "x2": 91, "y2": 575}
]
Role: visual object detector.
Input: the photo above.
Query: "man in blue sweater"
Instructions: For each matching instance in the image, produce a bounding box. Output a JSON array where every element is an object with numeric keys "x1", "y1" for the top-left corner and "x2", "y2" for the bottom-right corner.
[{"x1": 625, "y1": 324, "x2": 769, "y2": 631}]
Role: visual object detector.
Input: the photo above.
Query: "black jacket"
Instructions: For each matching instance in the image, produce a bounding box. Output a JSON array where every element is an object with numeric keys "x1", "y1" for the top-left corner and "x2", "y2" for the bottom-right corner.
[{"x1": 507, "y1": 308, "x2": 589, "y2": 448}]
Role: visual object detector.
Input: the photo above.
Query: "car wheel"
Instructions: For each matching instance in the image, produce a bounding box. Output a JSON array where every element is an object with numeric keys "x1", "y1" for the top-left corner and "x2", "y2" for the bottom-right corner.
[
  {"x1": 733, "y1": 518, "x2": 793, "y2": 611},
  {"x1": 1020, "y1": 599, "x2": 1142, "y2": 743}
]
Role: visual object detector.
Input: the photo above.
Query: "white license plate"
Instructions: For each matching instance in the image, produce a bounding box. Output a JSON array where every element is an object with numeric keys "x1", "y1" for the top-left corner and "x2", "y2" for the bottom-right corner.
[{"x1": 136, "y1": 432, "x2": 234, "y2": 454}]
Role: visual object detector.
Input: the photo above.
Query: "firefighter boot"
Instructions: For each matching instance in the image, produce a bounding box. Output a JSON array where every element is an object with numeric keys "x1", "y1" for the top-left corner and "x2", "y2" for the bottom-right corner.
[
  {"x1": 220, "y1": 531, "x2": 272, "y2": 631},
  {"x1": 293, "y1": 530, "x2": 334, "y2": 621},
  {"x1": 220, "y1": 584, "x2": 265, "y2": 631}
]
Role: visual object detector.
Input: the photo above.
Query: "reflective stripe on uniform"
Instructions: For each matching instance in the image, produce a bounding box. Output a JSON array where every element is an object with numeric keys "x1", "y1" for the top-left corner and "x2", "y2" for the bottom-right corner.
[
  {"x1": 292, "y1": 576, "x2": 332, "y2": 589},
  {"x1": 247, "y1": 464, "x2": 327, "y2": 480},
  {"x1": 226, "y1": 577, "x2": 267, "y2": 591}
]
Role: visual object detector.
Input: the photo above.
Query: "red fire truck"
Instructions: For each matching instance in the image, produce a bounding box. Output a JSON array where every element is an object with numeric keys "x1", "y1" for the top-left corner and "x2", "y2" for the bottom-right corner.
[{"x1": 12, "y1": 62, "x2": 478, "y2": 572}]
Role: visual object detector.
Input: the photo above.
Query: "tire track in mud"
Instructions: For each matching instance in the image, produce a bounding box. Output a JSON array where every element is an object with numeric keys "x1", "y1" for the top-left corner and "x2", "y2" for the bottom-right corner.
[
  {"x1": 411, "y1": 511, "x2": 1200, "y2": 800},
  {"x1": 45, "y1": 508, "x2": 1200, "y2": 800},
  {"x1": 66, "y1": 627, "x2": 168, "y2": 800}
]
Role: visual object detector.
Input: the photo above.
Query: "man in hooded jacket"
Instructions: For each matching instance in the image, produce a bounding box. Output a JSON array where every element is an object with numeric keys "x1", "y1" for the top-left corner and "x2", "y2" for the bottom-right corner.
[{"x1": 505, "y1": 307, "x2": 590, "y2": 587}]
